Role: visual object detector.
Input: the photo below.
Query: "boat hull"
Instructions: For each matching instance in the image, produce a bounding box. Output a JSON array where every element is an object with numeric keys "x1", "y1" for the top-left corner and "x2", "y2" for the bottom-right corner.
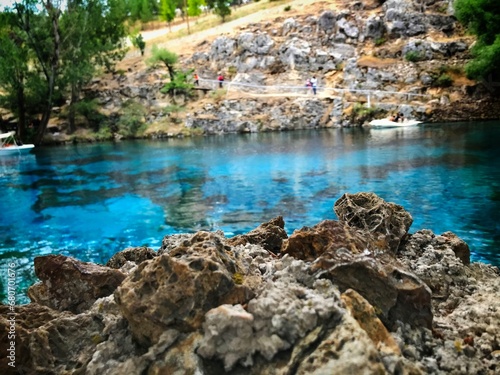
[
  {"x1": 369, "y1": 119, "x2": 422, "y2": 128},
  {"x1": 0, "y1": 144, "x2": 35, "y2": 156}
]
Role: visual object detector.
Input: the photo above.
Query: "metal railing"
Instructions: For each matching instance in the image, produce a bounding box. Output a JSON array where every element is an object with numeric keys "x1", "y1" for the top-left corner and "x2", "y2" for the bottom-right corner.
[{"x1": 196, "y1": 78, "x2": 431, "y2": 106}]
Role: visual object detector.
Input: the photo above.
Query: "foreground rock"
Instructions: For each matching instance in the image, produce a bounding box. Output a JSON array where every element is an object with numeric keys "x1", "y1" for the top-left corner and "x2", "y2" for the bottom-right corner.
[
  {"x1": 1, "y1": 192, "x2": 499, "y2": 374},
  {"x1": 27, "y1": 255, "x2": 126, "y2": 313}
]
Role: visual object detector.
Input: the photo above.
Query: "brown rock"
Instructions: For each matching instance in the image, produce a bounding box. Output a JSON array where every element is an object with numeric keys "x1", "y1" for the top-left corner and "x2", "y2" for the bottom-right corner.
[
  {"x1": 341, "y1": 289, "x2": 401, "y2": 355},
  {"x1": 441, "y1": 231, "x2": 470, "y2": 265},
  {"x1": 317, "y1": 254, "x2": 433, "y2": 330},
  {"x1": 106, "y1": 246, "x2": 157, "y2": 268},
  {"x1": 115, "y1": 231, "x2": 255, "y2": 346},
  {"x1": 334, "y1": 192, "x2": 413, "y2": 253},
  {"x1": 227, "y1": 216, "x2": 288, "y2": 254},
  {"x1": 0, "y1": 303, "x2": 103, "y2": 374},
  {"x1": 295, "y1": 313, "x2": 387, "y2": 374},
  {"x1": 281, "y1": 220, "x2": 372, "y2": 261},
  {"x1": 27, "y1": 255, "x2": 126, "y2": 313}
]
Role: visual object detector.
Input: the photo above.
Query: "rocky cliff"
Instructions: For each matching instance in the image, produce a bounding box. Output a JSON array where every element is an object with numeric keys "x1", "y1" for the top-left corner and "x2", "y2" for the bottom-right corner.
[
  {"x1": 1, "y1": 192, "x2": 499, "y2": 374},
  {"x1": 57, "y1": 0, "x2": 500, "y2": 142}
]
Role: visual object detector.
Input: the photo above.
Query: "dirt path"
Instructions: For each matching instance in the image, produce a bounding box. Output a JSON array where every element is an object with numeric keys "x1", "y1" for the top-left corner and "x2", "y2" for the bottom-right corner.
[{"x1": 123, "y1": 0, "x2": 324, "y2": 61}]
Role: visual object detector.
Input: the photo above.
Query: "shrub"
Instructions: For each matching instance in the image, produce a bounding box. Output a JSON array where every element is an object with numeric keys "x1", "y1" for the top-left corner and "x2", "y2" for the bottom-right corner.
[
  {"x1": 405, "y1": 51, "x2": 423, "y2": 62},
  {"x1": 432, "y1": 73, "x2": 453, "y2": 87},
  {"x1": 160, "y1": 70, "x2": 194, "y2": 99},
  {"x1": 132, "y1": 34, "x2": 146, "y2": 56},
  {"x1": 374, "y1": 37, "x2": 386, "y2": 46},
  {"x1": 227, "y1": 65, "x2": 238, "y2": 78},
  {"x1": 352, "y1": 103, "x2": 378, "y2": 117},
  {"x1": 74, "y1": 99, "x2": 108, "y2": 131},
  {"x1": 116, "y1": 100, "x2": 148, "y2": 138},
  {"x1": 284, "y1": 5, "x2": 291, "y2": 11}
]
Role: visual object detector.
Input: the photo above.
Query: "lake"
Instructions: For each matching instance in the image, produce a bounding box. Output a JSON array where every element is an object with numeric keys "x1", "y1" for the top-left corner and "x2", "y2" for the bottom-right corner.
[{"x1": 1, "y1": 121, "x2": 499, "y2": 303}]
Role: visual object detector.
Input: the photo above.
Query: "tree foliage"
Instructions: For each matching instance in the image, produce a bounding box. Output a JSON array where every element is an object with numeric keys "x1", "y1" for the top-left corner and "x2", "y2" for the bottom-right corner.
[
  {"x1": 206, "y1": 0, "x2": 231, "y2": 22},
  {"x1": 161, "y1": 69, "x2": 194, "y2": 98},
  {"x1": 159, "y1": 0, "x2": 176, "y2": 29},
  {"x1": 127, "y1": 0, "x2": 158, "y2": 23},
  {"x1": 0, "y1": 0, "x2": 128, "y2": 144},
  {"x1": 188, "y1": 0, "x2": 205, "y2": 17},
  {"x1": 454, "y1": 0, "x2": 500, "y2": 80},
  {"x1": 147, "y1": 44, "x2": 178, "y2": 81}
]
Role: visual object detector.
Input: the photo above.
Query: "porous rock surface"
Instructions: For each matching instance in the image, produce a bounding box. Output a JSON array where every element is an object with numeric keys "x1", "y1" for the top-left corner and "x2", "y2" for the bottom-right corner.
[
  {"x1": 1, "y1": 192, "x2": 499, "y2": 375},
  {"x1": 27, "y1": 254, "x2": 126, "y2": 314}
]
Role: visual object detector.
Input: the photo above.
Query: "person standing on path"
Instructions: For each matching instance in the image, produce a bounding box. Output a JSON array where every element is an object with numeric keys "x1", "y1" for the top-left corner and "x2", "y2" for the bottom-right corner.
[
  {"x1": 218, "y1": 73, "x2": 224, "y2": 88},
  {"x1": 194, "y1": 72, "x2": 199, "y2": 86},
  {"x1": 310, "y1": 76, "x2": 318, "y2": 95},
  {"x1": 305, "y1": 78, "x2": 312, "y2": 94}
]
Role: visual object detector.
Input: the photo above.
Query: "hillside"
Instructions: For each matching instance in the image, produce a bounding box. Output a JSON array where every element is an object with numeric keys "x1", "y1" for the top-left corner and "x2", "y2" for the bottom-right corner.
[{"x1": 46, "y1": 0, "x2": 500, "y2": 142}]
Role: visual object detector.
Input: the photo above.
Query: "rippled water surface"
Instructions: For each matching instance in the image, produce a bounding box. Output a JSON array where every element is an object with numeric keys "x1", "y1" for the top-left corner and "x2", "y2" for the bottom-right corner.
[{"x1": 1, "y1": 121, "x2": 500, "y2": 302}]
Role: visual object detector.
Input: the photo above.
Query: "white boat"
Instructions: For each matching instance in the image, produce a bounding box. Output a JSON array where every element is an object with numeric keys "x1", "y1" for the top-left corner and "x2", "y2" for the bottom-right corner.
[
  {"x1": 0, "y1": 131, "x2": 35, "y2": 156},
  {"x1": 369, "y1": 119, "x2": 422, "y2": 128}
]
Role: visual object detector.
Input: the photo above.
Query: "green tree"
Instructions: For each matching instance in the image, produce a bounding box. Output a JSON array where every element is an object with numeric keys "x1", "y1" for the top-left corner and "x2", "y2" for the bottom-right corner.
[
  {"x1": 159, "y1": 0, "x2": 176, "y2": 30},
  {"x1": 127, "y1": 0, "x2": 157, "y2": 23},
  {"x1": 214, "y1": 0, "x2": 231, "y2": 22},
  {"x1": 132, "y1": 33, "x2": 146, "y2": 55},
  {"x1": 0, "y1": 12, "x2": 31, "y2": 140},
  {"x1": 60, "y1": 0, "x2": 128, "y2": 133},
  {"x1": 454, "y1": 0, "x2": 500, "y2": 80},
  {"x1": 147, "y1": 44, "x2": 178, "y2": 81},
  {"x1": 13, "y1": 0, "x2": 63, "y2": 145},
  {"x1": 161, "y1": 69, "x2": 194, "y2": 100},
  {"x1": 188, "y1": 0, "x2": 205, "y2": 17},
  {"x1": 0, "y1": 0, "x2": 128, "y2": 144},
  {"x1": 140, "y1": 0, "x2": 153, "y2": 23}
]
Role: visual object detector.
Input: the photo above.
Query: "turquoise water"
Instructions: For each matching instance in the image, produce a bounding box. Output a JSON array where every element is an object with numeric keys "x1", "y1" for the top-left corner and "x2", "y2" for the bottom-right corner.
[{"x1": 1, "y1": 121, "x2": 500, "y2": 303}]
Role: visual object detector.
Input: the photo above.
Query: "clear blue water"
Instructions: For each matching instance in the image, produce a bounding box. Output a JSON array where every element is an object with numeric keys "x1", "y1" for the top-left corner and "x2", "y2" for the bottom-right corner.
[{"x1": 1, "y1": 121, "x2": 500, "y2": 303}]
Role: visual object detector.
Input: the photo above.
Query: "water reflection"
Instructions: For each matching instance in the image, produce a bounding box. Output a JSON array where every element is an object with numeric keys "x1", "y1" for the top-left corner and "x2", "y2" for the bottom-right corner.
[{"x1": 1, "y1": 122, "x2": 500, "y2": 303}]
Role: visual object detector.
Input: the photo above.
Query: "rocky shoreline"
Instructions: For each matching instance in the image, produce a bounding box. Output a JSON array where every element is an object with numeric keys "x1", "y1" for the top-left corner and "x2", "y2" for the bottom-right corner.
[
  {"x1": 38, "y1": 0, "x2": 500, "y2": 145},
  {"x1": 1, "y1": 192, "x2": 499, "y2": 374}
]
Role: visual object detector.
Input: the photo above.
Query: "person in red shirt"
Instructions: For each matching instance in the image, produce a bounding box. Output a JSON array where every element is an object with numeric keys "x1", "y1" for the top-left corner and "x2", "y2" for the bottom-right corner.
[{"x1": 218, "y1": 73, "x2": 224, "y2": 88}]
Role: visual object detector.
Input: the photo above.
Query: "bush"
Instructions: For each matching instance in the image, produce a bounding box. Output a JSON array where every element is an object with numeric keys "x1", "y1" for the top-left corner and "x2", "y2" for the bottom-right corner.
[
  {"x1": 352, "y1": 103, "x2": 378, "y2": 117},
  {"x1": 115, "y1": 100, "x2": 148, "y2": 138},
  {"x1": 227, "y1": 65, "x2": 238, "y2": 78},
  {"x1": 405, "y1": 51, "x2": 423, "y2": 62},
  {"x1": 74, "y1": 99, "x2": 108, "y2": 131},
  {"x1": 133, "y1": 34, "x2": 146, "y2": 56},
  {"x1": 454, "y1": 0, "x2": 500, "y2": 80},
  {"x1": 374, "y1": 37, "x2": 386, "y2": 46},
  {"x1": 349, "y1": 103, "x2": 383, "y2": 125},
  {"x1": 432, "y1": 73, "x2": 453, "y2": 88},
  {"x1": 284, "y1": 5, "x2": 291, "y2": 11},
  {"x1": 160, "y1": 70, "x2": 194, "y2": 98}
]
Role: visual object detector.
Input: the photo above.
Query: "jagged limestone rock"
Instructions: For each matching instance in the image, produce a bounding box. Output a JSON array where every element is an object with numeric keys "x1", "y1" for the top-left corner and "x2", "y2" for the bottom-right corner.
[
  {"x1": 334, "y1": 192, "x2": 413, "y2": 253},
  {"x1": 28, "y1": 255, "x2": 126, "y2": 313},
  {"x1": 106, "y1": 246, "x2": 157, "y2": 268},
  {"x1": 227, "y1": 216, "x2": 288, "y2": 254},
  {"x1": 114, "y1": 231, "x2": 257, "y2": 346}
]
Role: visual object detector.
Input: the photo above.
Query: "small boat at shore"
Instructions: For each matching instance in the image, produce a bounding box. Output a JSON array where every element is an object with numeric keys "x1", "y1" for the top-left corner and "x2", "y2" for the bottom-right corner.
[
  {"x1": 0, "y1": 131, "x2": 35, "y2": 156},
  {"x1": 369, "y1": 119, "x2": 422, "y2": 128}
]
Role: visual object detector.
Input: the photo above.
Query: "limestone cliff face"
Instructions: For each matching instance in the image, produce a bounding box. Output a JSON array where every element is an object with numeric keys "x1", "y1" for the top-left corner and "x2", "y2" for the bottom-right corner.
[
  {"x1": 183, "y1": 0, "x2": 496, "y2": 133},
  {"x1": 73, "y1": 0, "x2": 498, "y2": 140}
]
